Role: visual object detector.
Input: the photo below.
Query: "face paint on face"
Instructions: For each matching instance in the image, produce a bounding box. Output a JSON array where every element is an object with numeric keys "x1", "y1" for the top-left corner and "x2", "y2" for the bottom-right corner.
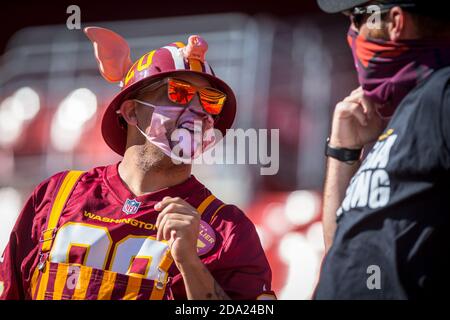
[
  {"x1": 173, "y1": 107, "x2": 216, "y2": 159},
  {"x1": 133, "y1": 99, "x2": 216, "y2": 163}
]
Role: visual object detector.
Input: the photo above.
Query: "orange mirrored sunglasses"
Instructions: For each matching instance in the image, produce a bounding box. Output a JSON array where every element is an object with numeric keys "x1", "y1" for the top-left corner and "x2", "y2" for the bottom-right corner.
[{"x1": 143, "y1": 77, "x2": 227, "y2": 115}]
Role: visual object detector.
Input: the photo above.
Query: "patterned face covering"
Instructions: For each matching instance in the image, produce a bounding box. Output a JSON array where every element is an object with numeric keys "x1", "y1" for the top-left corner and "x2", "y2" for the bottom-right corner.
[
  {"x1": 133, "y1": 100, "x2": 216, "y2": 163},
  {"x1": 347, "y1": 27, "x2": 450, "y2": 118}
]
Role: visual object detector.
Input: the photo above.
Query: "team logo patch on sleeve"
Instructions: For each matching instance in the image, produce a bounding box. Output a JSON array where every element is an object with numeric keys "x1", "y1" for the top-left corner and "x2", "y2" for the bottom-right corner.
[
  {"x1": 122, "y1": 198, "x2": 141, "y2": 215},
  {"x1": 197, "y1": 221, "x2": 216, "y2": 256}
]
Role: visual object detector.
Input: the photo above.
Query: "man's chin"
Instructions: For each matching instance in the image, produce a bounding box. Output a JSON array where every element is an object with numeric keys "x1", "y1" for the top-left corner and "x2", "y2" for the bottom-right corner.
[
  {"x1": 136, "y1": 142, "x2": 181, "y2": 171},
  {"x1": 167, "y1": 143, "x2": 196, "y2": 162}
]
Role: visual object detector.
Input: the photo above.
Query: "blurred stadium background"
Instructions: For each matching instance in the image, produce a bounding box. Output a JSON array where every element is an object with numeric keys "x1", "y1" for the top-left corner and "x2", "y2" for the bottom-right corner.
[{"x1": 0, "y1": 0, "x2": 358, "y2": 299}]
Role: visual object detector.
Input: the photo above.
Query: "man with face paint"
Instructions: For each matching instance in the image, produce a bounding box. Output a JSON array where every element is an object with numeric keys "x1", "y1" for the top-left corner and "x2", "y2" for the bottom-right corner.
[
  {"x1": 315, "y1": 0, "x2": 450, "y2": 299},
  {"x1": 0, "y1": 28, "x2": 276, "y2": 300}
]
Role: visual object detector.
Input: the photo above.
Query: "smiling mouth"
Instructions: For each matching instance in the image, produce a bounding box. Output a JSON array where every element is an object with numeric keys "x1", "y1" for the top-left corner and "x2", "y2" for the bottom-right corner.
[{"x1": 179, "y1": 121, "x2": 202, "y2": 133}]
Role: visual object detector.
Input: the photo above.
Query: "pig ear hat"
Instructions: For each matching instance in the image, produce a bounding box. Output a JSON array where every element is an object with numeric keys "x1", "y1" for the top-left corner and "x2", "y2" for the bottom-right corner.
[{"x1": 84, "y1": 27, "x2": 236, "y2": 156}]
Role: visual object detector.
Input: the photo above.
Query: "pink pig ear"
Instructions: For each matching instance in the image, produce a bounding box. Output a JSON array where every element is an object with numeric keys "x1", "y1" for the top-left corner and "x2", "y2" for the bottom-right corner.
[{"x1": 84, "y1": 27, "x2": 133, "y2": 83}]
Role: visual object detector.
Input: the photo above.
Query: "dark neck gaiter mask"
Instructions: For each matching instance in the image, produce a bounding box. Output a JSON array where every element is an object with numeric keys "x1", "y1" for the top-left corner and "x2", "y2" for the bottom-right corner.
[{"x1": 347, "y1": 27, "x2": 450, "y2": 118}]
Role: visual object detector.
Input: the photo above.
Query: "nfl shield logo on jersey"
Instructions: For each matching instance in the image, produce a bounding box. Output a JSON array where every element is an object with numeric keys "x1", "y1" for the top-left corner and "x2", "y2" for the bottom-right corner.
[{"x1": 122, "y1": 198, "x2": 141, "y2": 215}]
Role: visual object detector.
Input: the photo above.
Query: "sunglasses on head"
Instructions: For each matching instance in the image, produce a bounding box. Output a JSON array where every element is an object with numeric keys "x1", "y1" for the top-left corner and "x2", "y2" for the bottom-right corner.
[
  {"x1": 140, "y1": 77, "x2": 227, "y2": 116},
  {"x1": 343, "y1": 2, "x2": 417, "y2": 30}
]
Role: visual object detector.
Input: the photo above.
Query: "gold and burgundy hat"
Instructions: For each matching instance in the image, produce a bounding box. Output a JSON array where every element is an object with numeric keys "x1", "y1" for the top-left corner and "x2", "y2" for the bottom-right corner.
[{"x1": 85, "y1": 27, "x2": 236, "y2": 156}]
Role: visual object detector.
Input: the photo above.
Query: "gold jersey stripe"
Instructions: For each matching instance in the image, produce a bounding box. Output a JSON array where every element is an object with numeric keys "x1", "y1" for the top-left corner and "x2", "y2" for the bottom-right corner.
[
  {"x1": 97, "y1": 271, "x2": 117, "y2": 300},
  {"x1": 52, "y1": 263, "x2": 70, "y2": 300},
  {"x1": 122, "y1": 276, "x2": 142, "y2": 300},
  {"x1": 35, "y1": 265, "x2": 50, "y2": 300},
  {"x1": 72, "y1": 265, "x2": 93, "y2": 300},
  {"x1": 149, "y1": 276, "x2": 167, "y2": 300},
  {"x1": 30, "y1": 266, "x2": 40, "y2": 299}
]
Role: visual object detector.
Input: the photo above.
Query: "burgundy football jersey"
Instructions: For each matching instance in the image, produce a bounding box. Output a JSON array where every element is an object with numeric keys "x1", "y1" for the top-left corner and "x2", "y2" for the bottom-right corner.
[{"x1": 0, "y1": 163, "x2": 275, "y2": 300}]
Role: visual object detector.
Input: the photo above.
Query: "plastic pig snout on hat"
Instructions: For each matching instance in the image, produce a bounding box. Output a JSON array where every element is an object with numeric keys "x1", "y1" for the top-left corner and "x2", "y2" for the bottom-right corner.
[{"x1": 180, "y1": 35, "x2": 208, "y2": 62}]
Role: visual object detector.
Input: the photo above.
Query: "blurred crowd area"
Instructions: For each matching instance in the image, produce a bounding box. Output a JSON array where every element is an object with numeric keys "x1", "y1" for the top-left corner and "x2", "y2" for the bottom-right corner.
[{"x1": 0, "y1": 12, "x2": 358, "y2": 299}]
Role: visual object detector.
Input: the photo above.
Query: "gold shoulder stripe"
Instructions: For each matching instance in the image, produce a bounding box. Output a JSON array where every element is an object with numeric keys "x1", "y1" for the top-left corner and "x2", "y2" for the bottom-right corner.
[
  {"x1": 209, "y1": 204, "x2": 226, "y2": 224},
  {"x1": 196, "y1": 194, "x2": 216, "y2": 216}
]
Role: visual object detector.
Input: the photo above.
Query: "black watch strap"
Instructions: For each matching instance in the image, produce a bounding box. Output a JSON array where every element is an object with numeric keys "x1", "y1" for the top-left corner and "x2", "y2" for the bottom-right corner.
[{"x1": 325, "y1": 137, "x2": 362, "y2": 163}]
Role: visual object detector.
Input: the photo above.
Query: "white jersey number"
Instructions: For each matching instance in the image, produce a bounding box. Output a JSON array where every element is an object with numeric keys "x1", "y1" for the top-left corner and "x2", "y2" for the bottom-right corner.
[{"x1": 49, "y1": 222, "x2": 168, "y2": 280}]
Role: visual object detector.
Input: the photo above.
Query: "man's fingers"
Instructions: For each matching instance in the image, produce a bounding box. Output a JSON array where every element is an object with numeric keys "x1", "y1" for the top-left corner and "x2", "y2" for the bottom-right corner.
[
  {"x1": 162, "y1": 220, "x2": 190, "y2": 241},
  {"x1": 154, "y1": 196, "x2": 185, "y2": 211},
  {"x1": 156, "y1": 212, "x2": 187, "y2": 241},
  {"x1": 336, "y1": 101, "x2": 369, "y2": 126},
  {"x1": 346, "y1": 87, "x2": 379, "y2": 119},
  {"x1": 154, "y1": 197, "x2": 200, "y2": 241},
  {"x1": 155, "y1": 204, "x2": 187, "y2": 239},
  {"x1": 361, "y1": 96, "x2": 382, "y2": 120},
  {"x1": 344, "y1": 87, "x2": 363, "y2": 104},
  {"x1": 351, "y1": 86, "x2": 363, "y2": 96},
  {"x1": 343, "y1": 95, "x2": 361, "y2": 104},
  {"x1": 155, "y1": 203, "x2": 190, "y2": 228},
  {"x1": 348, "y1": 103, "x2": 369, "y2": 126},
  {"x1": 156, "y1": 211, "x2": 198, "y2": 241}
]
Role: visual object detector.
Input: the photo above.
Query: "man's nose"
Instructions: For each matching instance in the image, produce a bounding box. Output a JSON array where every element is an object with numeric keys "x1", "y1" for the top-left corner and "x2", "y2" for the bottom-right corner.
[{"x1": 186, "y1": 94, "x2": 207, "y2": 117}]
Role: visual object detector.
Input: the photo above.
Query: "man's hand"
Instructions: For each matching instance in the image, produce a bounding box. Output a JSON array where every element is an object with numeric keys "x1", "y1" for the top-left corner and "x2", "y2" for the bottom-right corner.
[
  {"x1": 155, "y1": 196, "x2": 200, "y2": 267},
  {"x1": 330, "y1": 87, "x2": 386, "y2": 149},
  {"x1": 322, "y1": 88, "x2": 387, "y2": 252},
  {"x1": 154, "y1": 196, "x2": 230, "y2": 300}
]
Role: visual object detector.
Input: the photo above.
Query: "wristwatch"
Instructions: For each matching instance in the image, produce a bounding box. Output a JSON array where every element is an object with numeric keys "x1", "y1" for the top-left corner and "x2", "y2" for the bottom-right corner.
[{"x1": 325, "y1": 137, "x2": 363, "y2": 164}]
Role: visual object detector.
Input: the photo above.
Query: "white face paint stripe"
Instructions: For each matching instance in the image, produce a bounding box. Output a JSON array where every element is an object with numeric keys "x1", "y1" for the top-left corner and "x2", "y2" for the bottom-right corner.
[{"x1": 162, "y1": 46, "x2": 185, "y2": 70}]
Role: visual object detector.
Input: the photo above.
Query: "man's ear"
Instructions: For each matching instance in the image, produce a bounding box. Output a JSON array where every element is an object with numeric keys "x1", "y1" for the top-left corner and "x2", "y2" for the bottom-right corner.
[
  {"x1": 388, "y1": 7, "x2": 418, "y2": 41},
  {"x1": 119, "y1": 100, "x2": 138, "y2": 126}
]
